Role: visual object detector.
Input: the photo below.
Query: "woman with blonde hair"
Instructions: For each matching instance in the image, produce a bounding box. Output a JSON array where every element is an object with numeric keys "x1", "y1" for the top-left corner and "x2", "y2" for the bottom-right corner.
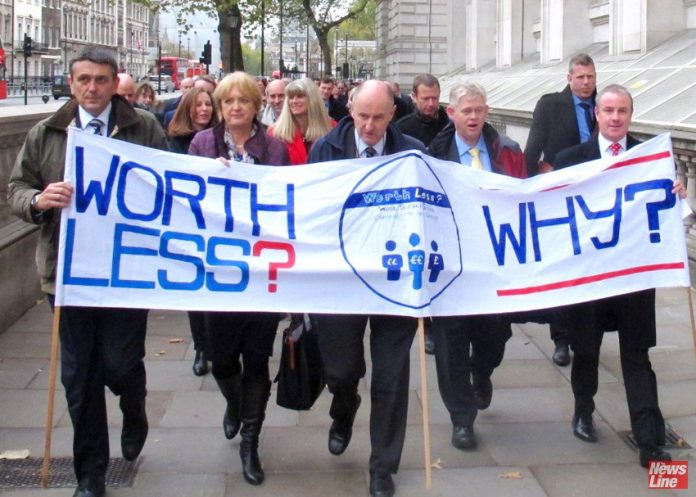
[
  {"x1": 268, "y1": 77, "x2": 335, "y2": 165},
  {"x1": 189, "y1": 71, "x2": 288, "y2": 486}
]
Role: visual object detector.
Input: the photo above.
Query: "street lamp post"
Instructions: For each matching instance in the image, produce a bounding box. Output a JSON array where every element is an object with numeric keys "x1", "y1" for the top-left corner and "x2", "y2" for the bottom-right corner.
[
  {"x1": 260, "y1": 0, "x2": 265, "y2": 75},
  {"x1": 227, "y1": 4, "x2": 241, "y2": 72}
]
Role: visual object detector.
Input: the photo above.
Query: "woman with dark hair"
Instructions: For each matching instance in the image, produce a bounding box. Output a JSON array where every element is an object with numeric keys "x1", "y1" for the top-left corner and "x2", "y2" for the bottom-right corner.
[
  {"x1": 268, "y1": 77, "x2": 335, "y2": 165},
  {"x1": 189, "y1": 71, "x2": 289, "y2": 486},
  {"x1": 167, "y1": 87, "x2": 218, "y2": 154},
  {"x1": 166, "y1": 87, "x2": 218, "y2": 376},
  {"x1": 135, "y1": 82, "x2": 157, "y2": 110}
]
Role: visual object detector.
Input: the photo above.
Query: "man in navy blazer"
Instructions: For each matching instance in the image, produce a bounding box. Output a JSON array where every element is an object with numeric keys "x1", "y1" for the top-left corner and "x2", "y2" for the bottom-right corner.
[
  {"x1": 309, "y1": 80, "x2": 425, "y2": 497},
  {"x1": 554, "y1": 84, "x2": 685, "y2": 468}
]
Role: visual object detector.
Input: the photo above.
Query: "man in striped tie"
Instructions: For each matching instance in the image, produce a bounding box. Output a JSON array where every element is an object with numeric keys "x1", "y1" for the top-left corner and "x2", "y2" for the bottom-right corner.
[
  {"x1": 8, "y1": 47, "x2": 168, "y2": 497},
  {"x1": 427, "y1": 81, "x2": 526, "y2": 452},
  {"x1": 554, "y1": 84, "x2": 686, "y2": 468},
  {"x1": 308, "y1": 80, "x2": 426, "y2": 497}
]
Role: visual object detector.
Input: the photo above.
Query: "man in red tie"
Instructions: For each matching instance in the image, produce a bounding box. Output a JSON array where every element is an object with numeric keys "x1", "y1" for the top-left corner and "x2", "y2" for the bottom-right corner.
[{"x1": 554, "y1": 84, "x2": 685, "y2": 468}]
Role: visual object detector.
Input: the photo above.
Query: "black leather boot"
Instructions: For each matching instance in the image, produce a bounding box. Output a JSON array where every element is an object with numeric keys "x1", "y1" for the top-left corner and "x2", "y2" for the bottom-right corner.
[
  {"x1": 216, "y1": 375, "x2": 241, "y2": 440},
  {"x1": 239, "y1": 379, "x2": 271, "y2": 486}
]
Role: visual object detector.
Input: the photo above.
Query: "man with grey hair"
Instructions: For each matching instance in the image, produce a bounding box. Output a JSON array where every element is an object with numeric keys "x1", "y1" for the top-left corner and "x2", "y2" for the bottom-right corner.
[
  {"x1": 427, "y1": 80, "x2": 526, "y2": 451},
  {"x1": 554, "y1": 84, "x2": 685, "y2": 467},
  {"x1": 309, "y1": 79, "x2": 425, "y2": 497},
  {"x1": 260, "y1": 78, "x2": 287, "y2": 126},
  {"x1": 8, "y1": 47, "x2": 168, "y2": 497}
]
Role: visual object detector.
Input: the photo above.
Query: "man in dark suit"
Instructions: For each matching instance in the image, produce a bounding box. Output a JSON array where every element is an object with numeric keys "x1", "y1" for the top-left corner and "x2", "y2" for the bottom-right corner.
[
  {"x1": 554, "y1": 84, "x2": 685, "y2": 468},
  {"x1": 8, "y1": 48, "x2": 169, "y2": 497},
  {"x1": 319, "y1": 77, "x2": 349, "y2": 121},
  {"x1": 309, "y1": 80, "x2": 425, "y2": 497},
  {"x1": 427, "y1": 81, "x2": 526, "y2": 451},
  {"x1": 523, "y1": 53, "x2": 598, "y2": 366}
]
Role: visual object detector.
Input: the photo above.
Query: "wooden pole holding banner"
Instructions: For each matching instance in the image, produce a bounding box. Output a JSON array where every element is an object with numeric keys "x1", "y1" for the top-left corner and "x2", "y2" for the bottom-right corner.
[
  {"x1": 416, "y1": 317, "x2": 433, "y2": 490},
  {"x1": 41, "y1": 306, "x2": 61, "y2": 488},
  {"x1": 687, "y1": 288, "x2": 696, "y2": 357}
]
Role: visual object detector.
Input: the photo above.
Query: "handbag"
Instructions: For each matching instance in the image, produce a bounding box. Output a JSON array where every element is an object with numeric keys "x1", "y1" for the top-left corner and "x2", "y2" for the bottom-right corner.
[{"x1": 275, "y1": 314, "x2": 325, "y2": 410}]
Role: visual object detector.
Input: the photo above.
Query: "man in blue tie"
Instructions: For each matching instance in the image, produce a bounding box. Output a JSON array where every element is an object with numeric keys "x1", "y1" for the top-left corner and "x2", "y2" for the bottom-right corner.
[
  {"x1": 308, "y1": 80, "x2": 425, "y2": 497},
  {"x1": 522, "y1": 53, "x2": 598, "y2": 366},
  {"x1": 8, "y1": 47, "x2": 168, "y2": 497}
]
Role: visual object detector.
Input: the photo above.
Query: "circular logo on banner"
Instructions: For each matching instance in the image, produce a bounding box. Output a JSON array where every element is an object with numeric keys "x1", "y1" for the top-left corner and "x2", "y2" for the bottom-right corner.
[{"x1": 339, "y1": 152, "x2": 462, "y2": 309}]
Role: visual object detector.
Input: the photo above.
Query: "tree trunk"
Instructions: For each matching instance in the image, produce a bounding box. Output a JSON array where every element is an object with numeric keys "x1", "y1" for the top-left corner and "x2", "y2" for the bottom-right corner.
[{"x1": 316, "y1": 30, "x2": 332, "y2": 77}]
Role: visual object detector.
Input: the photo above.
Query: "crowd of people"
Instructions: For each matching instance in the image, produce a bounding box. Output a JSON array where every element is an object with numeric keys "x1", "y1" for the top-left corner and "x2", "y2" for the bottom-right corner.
[{"x1": 7, "y1": 46, "x2": 686, "y2": 497}]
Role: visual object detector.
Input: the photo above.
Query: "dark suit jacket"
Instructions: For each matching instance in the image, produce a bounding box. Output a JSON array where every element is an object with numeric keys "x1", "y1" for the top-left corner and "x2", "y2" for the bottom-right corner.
[
  {"x1": 554, "y1": 134, "x2": 640, "y2": 169},
  {"x1": 552, "y1": 133, "x2": 656, "y2": 353},
  {"x1": 524, "y1": 85, "x2": 596, "y2": 176}
]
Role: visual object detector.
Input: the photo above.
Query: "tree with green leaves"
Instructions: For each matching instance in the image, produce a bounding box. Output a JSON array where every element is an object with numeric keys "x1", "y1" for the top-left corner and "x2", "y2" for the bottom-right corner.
[{"x1": 153, "y1": 0, "x2": 371, "y2": 76}]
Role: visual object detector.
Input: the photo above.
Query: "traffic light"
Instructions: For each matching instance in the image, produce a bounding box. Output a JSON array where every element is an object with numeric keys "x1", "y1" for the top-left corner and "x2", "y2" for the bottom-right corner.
[
  {"x1": 200, "y1": 41, "x2": 212, "y2": 66},
  {"x1": 23, "y1": 35, "x2": 33, "y2": 58}
]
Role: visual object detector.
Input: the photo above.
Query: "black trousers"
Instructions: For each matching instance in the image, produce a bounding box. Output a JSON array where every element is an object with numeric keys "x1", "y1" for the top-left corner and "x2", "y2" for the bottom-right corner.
[
  {"x1": 432, "y1": 315, "x2": 511, "y2": 426},
  {"x1": 568, "y1": 290, "x2": 664, "y2": 448},
  {"x1": 312, "y1": 314, "x2": 416, "y2": 475},
  {"x1": 49, "y1": 298, "x2": 148, "y2": 480},
  {"x1": 187, "y1": 311, "x2": 208, "y2": 354},
  {"x1": 205, "y1": 311, "x2": 279, "y2": 381}
]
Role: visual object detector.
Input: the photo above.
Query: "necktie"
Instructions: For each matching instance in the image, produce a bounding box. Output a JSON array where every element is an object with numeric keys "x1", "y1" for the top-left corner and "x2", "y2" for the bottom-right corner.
[
  {"x1": 609, "y1": 142, "x2": 622, "y2": 156},
  {"x1": 469, "y1": 147, "x2": 483, "y2": 170},
  {"x1": 88, "y1": 118, "x2": 104, "y2": 135},
  {"x1": 579, "y1": 102, "x2": 594, "y2": 133},
  {"x1": 365, "y1": 146, "x2": 377, "y2": 158}
]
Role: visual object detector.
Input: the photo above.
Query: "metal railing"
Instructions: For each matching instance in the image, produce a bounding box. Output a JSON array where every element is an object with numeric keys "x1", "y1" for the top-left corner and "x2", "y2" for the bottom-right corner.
[{"x1": 5, "y1": 81, "x2": 53, "y2": 96}]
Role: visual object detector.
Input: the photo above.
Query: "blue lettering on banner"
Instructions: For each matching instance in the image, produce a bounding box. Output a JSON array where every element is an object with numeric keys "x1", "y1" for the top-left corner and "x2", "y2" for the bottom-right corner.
[
  {"x1": 63, "y1": 218, "x2": 109, "y2": 286},
  {"x1": 344, "y1": 186, "x2": 451, "y2": 209},
  {"x1": 482, "y1": 179, "x2": 678, "y2": 266},
  {"x1": 70, "y1": 146, "x2": 297, "y2": 240},
  {"x1": 74, "y1": 146, "x2": 119, "y2": 215}
]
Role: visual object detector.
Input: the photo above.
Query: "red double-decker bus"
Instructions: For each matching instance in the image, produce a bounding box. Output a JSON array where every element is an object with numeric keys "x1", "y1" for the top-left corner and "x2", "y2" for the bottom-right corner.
[
  {"x1": 157, "y1": 56, "x2": 188, "y2": 89},
  {"x1": 0, "y1": 38, "x2": 7, "y2": 100},
  {"x1": 186, "y1": 60, "x2": 204, "y2": 79}
]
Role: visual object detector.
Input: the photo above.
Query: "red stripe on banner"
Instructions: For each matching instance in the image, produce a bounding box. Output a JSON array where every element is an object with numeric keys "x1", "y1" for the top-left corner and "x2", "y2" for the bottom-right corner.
[
  {"x1": 536, "y1": 150, "x2": 672, "y2": 192},
  {"x1": 496, "y1": 262, "x2": 685, "y2": 296},
  {"x1": 606, "y1": 151, "x2": 672, "y2": 170}
]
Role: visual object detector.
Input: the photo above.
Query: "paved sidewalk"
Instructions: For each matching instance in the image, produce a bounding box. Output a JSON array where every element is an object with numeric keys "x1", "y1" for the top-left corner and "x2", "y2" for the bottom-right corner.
[{"x1": 1, "y1": 289, "x2": 696, "y2": 496}]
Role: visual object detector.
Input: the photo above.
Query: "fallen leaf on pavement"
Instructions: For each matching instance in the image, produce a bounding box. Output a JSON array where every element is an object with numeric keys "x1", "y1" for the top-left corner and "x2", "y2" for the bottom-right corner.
[
  {"x1": 167, "y1": 338, "x2": 184, "y2": 344},
  {"x1": 0, "y1": 449, "x2": 30, "y2": 460},
  {"x1": 499, "y1": 471, "x2": 523, "y2": 479},
  {"x1": 431, "y1": 458, "x2": 443, "y2": 469},
  {"x1": 156, "y1": 350, "x2": 167, "y2": 356}
]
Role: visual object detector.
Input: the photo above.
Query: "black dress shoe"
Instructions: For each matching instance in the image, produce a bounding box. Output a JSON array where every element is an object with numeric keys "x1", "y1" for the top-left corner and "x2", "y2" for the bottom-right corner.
[
  {"x1": 552, "y1": 343, "x2": 571, "y2": 366},
  {"x1": 121, "y1": 400, "x2": 149, "y2": 461},
  {"x1": 451, "y1": 424, "x2": 477, "y2": 450},
  {"x1": 572, "y1": 413, "x2": 597, "y2": 443},
  {"x1": 640, "y1": 447, "x2": 671, "y2": 468},
  {"x1": 369, "y1": 472, "x2": 395, "y2": 497},
  {"x1": 328, "y1": 394, "x2": 361, "y2": 455},
  {"x1": 73, "y1": 475, "x2": 105, "y2": 497},
  {"x1": 472, "y1": 374, "x2": 493, "y2": 410},
  {"x1": 192, "y1": 350, "x2": 208, "y2": 376}
]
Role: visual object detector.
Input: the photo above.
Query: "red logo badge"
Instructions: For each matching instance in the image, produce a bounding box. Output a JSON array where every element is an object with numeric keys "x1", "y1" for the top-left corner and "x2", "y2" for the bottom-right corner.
[{"x1": 648, "y1": 461, "x2": 688, "y2": 490}]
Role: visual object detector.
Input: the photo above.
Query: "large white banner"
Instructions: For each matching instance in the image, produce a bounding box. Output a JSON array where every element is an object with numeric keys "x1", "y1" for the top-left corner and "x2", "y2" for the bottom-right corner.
[{"x1": 55, "y1": 130, "x2": 689, "y2": 316}]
